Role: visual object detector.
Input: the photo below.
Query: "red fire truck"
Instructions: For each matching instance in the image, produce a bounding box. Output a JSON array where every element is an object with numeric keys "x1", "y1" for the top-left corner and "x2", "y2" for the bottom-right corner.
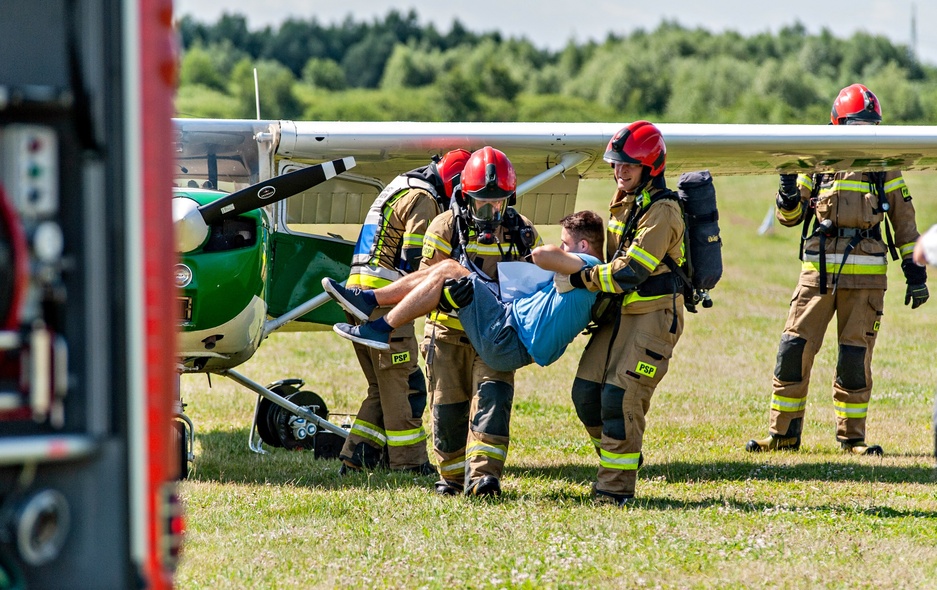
[{"x1": 1, "y1": 0, "x2": 180, "y2": 587}]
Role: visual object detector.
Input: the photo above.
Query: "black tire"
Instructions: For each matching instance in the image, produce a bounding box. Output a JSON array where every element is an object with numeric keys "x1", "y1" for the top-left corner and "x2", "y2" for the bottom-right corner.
[{"x1": 173, "y1": 421, "x2": 189, "y2": 480}]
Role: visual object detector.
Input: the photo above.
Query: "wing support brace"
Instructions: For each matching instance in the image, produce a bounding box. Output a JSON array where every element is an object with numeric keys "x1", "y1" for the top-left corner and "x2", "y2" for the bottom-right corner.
[{"x1": 516, "y1": 152, "x2": 589, "y2": 197}]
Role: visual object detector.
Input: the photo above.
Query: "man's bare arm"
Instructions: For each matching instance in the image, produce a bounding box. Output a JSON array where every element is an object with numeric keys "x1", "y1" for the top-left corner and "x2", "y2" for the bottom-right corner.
[{"x1": 530, "y1": 245, "x2": 588, "y2": 274}]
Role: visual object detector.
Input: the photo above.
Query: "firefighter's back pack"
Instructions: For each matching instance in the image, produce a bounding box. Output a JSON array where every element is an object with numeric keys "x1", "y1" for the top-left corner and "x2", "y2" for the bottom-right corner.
[{"x1": 670, "y1": 169, "x2": 723, "y2": 312}]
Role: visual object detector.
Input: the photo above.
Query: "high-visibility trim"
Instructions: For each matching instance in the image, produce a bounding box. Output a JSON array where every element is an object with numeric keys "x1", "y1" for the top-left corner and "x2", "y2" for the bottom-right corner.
[
  {"x1": 829, "y1": 179, "x2": 875, "y2": 194},
  {"x1": 883, "y1": 177, "x2": 907, "y2": 192},
  {"x1": 599, "y1": 450, "x2": 641, "y2": 471},
  {"x1": 463, "y1": 242, "x2": 523, "y2": 257},
  {"x1": 801, "y1": 261, "x2": 887, "y2": 275},
  {"x1": 597, "y1": 264, "x2": 617, "y2": 292},
  {"x1": 350, "y1": 418, "x2": 387, "y2": 446},
  {"x1": 438, "y1": 457, "x2": 466, "y2": 479},
  {"x1": 834, "y1": 400, "x2": 869, "y2": 419},
  {"x1": 403, "y1": 232, "x2": 424, "y2": 248},
  {"x1": 771, "y1": 394, "x2": 807, "y2": 413},
  {"x1": 621, "y1": 290, "x2": 667, "y2": 306},
  {"x1": 423, "y1": 233, "x2": 452, "y2": 257},
  {"x1": 627, "y1": 243, "x2": 659, "y2": 272},
  {"x1": 427, "y1": 310, "x2": 463, "y2": 330},
  {"x1": 609, "y1": 217, "x2": 626, "y2": 237},
  {"x1": 899, "y1": 242, "x2": 916, "y2": 257},
  {"x1": 466, "y1": 440, "x2": 508, "y2": 462},
  {"x1": 590, "y1": 436, "x2": 601, "y2": 449},
  {"x1": 798, "y1": 174, "x2": 814, "y2": 190},
  {"x1": 386, "y1": 426, "x2": 428, "y2": 447},
  {"x1": 347, "y1": 274, "x2": 393, "y2": 289},
  {"x1": 777, "y1": 203, "x2": 803, "y2": 221}
]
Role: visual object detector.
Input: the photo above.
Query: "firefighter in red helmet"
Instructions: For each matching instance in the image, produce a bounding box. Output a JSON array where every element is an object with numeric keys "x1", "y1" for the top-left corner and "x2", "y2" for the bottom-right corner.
[
  {"x1": 566, "y1": 120, "x2": 687, "y2": 505},
  {"x1": 419, "y1": 146, "x2": 541, "y2": 496},
  {"x1": 331, "y1": 149, "x2": 469, "y2": 476},
  {"x1": 747, "y1": 84, "x2": 928, "y2": 456}
]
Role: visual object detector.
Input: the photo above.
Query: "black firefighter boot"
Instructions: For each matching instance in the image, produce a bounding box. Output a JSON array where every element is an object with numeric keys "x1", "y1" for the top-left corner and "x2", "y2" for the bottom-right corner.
[
  {"x1": 746, "y1": 417, "x2": 803, "y2": 452},
  {"x1": 840, "y1": 439, "x2": 884, "y2": 456},
  {"x1": 338, "y1": 442, "x2": 385, "y2": 475}
]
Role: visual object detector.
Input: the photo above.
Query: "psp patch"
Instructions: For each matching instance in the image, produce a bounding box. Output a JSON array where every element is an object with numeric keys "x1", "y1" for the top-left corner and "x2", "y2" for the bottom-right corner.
[
  {"x1": 421, "y1": 244, "x2": 435, "y2": 259},
  {"x1": 635, "y1": 361, "x2": 657, "y2": 378},
  {"x1": 901, "y1": 186, "x2": 911, "y2": 201},
  {"x1": 392, "y1": 351, "x2": 411, "y2": 365}
]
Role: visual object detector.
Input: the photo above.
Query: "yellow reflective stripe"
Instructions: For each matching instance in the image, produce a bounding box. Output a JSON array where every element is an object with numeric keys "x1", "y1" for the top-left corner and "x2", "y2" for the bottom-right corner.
[
  {"x1": 590, "y1": 436, "x2": 601, "y2": 449},
  {"x1": 402, "y1": 232, "x2": 424, "y2": 248},
  {"x1": 777, "y1": 202, "x2": 803, "y2": 221},
  {"x1": 599, "y1": 450, "x2": 641, "y2": 471},
  {"x1": 350, "y1": 418, "x2": 387, "y2": 446},
  {"x1": 428, "y1": 311, "x2": 463, "y2": 330},
  {"x1": 798, "y1": 174, "x2": 813, "y2": 190},
  {"x1": 771, "y1": 394, "x2": 807, "y2": 413},
  {"x1": 347, "y1": 274, "x2": 392, "y2": 289},
  {"x1": 423, "y1": 233, "x2": 452, "y2": 257},
  {"x1": 801, "y1": 261, "x2": 887, "y2": 275},
  {"x1": 627, "y1": 244, "x2": 659, "y2": 272},
  {"x1": 621, "y1": 290, "x2": 667, "y2": 306},
  {"x1": 386, "y1": 426, "x2": 428, "y2": 446},
  {"x1": 834, "y1": 400, "x2": 869, "y2": 419},
  {"x1": 899, "y1": 242, "x2": 916, "y2": 257},
  {"x1": 883, "y1": 177, "x2": 906, "y2": 192},
  {"x1": 438, "y1": 457, "x2": 465, "y2": 479},
  {"x1": 466, "y1": 440, "x2": 508, "y2": 462},
  {"x1": 830, "y1": 179, "x2": 873, "y2": 193},
  {"x1": 597, "y1": 264, "x2": 616, "y2": 292},
  {"x1": 609, "y1": 218, "x2": 626, "y2": 237}
]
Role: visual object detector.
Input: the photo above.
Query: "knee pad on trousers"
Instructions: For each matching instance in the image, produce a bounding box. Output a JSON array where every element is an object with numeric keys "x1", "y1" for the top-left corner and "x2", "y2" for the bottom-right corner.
[
  {"x1": 433, "y1": 401, "x2": 470, "y2": 453},
  {"x1": 601, "y1": 383, "x2": 626, "y2": 441},
  {"x1": 836, "y1": 344, "x2": 867, "y2": 391},
  {"x1": 407, "y1": 368, "x2": 427, "y2": 419},
  {"x1": 472, "y1": 380, "x2": 514, "y2": 437},
  {"x1": 775, "y1": 334, "x2": 807, "y2": 382},
  {"x1": 571, "y1": 378, "x2": 603, "y2": 428}
]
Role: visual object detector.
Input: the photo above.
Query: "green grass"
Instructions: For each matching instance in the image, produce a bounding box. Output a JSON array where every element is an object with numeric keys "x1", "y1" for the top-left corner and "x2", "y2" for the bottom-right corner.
[{"x1": 176, "y1": 173, "x2": 937, "y2": 589}]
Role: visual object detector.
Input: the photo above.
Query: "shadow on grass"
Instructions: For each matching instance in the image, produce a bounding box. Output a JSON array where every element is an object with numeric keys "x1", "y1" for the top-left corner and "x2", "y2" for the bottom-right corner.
[{"x1": 189, "y1": 428, "x2": 439, "y2": 491}]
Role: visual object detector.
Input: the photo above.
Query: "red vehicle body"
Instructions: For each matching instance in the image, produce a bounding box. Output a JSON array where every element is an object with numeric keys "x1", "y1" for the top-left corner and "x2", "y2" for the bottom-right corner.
[{"x1": 1, "y1": 0, "x2": 180, "y2": 587}]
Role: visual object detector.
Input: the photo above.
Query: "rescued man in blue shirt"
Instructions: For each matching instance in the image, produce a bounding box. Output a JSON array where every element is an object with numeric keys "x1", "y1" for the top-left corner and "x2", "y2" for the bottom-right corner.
[{"x1": 323, "y1": 210, "x2": 605, "y2": 372}]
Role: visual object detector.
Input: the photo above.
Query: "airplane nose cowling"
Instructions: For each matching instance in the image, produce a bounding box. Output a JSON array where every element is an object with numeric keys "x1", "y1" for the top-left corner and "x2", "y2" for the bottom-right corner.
[{"x1": 173, "y1": 196, "x2": 209, "y2": 253}]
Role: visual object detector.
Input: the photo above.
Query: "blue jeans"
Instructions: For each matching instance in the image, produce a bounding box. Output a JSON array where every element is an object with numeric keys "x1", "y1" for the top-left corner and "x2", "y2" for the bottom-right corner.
[{"x1": 457, "y1": 275, "x2": 532, "y2": 372}]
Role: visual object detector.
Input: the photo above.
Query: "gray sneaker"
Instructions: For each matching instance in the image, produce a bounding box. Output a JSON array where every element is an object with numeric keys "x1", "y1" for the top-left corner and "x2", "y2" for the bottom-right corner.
[
  {"x1": 321, "y1": 277, "x2": 376, "y2": 321},
  {"x1": 333, "y1": 322, "x2": 390, "y2": 351}
]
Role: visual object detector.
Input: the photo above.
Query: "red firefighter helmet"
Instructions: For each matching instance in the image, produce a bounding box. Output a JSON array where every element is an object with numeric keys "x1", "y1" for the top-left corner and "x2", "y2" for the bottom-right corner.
[
  {"x1": 461, "y1": 146, "x2": 516, "y2": 224},
  {"x1": 604, "y1": 120, "x2": 666, "y2": 176},
  {"x1": 434, "y1": 148, "x2": 471, "y2": 198},
  {"x1": 830, "y1": 84, "x2": 882, "y2": 125}
]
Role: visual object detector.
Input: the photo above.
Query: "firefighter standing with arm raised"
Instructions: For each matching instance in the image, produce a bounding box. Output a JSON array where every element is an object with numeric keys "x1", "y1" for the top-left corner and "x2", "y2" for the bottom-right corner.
[
  {"x1": 336, "y1": 150, "x2": 470, "y2": 475},
  {"x1": 746, "y1": 84, "x2": 928, "y2": 456},
  {"x1": 420, "y1": 146, "x2": 541, "y2": 497},
  {"x1": 567, "y1": 121, "x2": 686, "y2": 506}
]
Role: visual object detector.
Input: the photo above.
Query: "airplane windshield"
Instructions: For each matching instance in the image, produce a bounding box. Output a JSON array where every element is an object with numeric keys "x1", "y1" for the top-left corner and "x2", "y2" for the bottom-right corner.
[{"x1": 173, "y1": 119, "x2": 275, "y2": 192}]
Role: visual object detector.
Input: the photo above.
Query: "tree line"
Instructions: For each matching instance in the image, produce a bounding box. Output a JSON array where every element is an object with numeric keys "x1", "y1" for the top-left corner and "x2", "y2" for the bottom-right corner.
[{"x1": 175, "y1": 10, "x2": 937, "y2": 125}]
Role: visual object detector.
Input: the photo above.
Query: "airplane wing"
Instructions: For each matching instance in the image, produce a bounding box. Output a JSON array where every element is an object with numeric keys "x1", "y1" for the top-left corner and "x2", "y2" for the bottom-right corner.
[{"x1": 174, "y1": 118, "x2": 937, "y2": 225}]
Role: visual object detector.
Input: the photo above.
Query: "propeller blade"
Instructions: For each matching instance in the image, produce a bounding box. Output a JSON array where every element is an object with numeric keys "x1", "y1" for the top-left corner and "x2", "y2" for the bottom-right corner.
[{"x1": 197, "y1": 157, "x2": 356, "y2": 225}]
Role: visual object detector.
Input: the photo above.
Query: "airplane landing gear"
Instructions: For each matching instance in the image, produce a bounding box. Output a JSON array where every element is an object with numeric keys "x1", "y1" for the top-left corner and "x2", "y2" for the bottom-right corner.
[{"x1": 245, "y1": 376, "x2": 348, "y2": 457}]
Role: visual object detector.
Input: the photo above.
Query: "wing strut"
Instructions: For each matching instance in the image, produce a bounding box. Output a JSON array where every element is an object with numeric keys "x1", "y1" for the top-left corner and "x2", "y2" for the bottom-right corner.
[{"x1": 516, "y1": 152, "x2": 589, "y2": 197}]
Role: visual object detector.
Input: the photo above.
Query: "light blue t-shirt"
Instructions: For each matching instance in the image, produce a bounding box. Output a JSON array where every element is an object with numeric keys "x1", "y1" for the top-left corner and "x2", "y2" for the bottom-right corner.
[{"x1": 510, "y1": 253, "x2": 600, "y2": 367}]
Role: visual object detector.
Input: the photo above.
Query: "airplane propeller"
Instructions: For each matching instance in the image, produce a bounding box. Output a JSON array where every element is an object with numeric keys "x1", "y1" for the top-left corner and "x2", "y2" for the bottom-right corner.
[{"x1": 174, "y1": 156, "x2": 356, "y2": 253}]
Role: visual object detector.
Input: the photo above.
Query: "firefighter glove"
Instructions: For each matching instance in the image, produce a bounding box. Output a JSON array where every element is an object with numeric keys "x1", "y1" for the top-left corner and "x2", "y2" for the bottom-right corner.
[
  {"x1": 554, "y1": 273, "x2": 574, "y2": 293},
  {"x1": 901, "y1": 259, "x2": 928, "y2": 309},
  {"x1": 568, "y1": 267, "x2": 588, "y2": 289},
  {"x1": 777, "y1": 174, "x2": 800, "y2": 210},
  {"x1": 438, "y1": 277, "x2": 474, "y2": 313}
]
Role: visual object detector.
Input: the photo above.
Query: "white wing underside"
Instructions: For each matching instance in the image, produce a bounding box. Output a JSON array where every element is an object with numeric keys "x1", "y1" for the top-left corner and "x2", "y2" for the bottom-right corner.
[{"x1": 174, "y1": 118, "x2": 937, "y2": 224}]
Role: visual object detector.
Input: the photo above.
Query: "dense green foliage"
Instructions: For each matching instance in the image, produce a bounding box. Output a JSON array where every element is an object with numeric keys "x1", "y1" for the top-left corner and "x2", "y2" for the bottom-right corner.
[{"x1": 175, "y1": 10, "x2": 937, "y2": 124}]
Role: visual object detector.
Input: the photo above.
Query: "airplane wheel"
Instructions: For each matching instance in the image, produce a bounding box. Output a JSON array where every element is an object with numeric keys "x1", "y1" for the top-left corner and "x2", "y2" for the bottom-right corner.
[
  {"x1": 273, "y1": 390, "x2": 329, "y2": 451},
  {"x1": 255, "y1": 397, "x2": 284, "y2": 448}
]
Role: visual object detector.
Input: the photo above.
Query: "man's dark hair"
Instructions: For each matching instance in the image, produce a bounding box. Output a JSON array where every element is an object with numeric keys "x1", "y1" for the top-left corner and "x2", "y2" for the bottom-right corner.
[{"x1": 559, "y1": 210, "x2": 604, "y2": 256}]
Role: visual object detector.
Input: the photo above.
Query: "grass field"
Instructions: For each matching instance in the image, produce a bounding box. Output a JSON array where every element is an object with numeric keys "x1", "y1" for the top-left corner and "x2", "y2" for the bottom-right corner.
[{"x1": 175, "y1": 173, "x2": 937, "y2": 589}]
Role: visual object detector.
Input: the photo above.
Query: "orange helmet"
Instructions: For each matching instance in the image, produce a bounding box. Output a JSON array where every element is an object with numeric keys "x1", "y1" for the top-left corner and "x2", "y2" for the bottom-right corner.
[
  {"x1": 831, "y1": 84, "x2": 882, "y2": 125},
  {"x1": 434, "y1": 148, "x2": 471, "y2": 198},
  {"x1": 460, "y1": 146, "x2": 516, "y2": 225},
  {"x1": 604, "y1": 120, "x2": 666, "y2": 176}
]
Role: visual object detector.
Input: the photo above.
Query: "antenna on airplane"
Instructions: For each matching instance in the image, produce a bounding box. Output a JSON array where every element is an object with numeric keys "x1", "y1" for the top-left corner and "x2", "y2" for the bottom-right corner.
[{"x1": 254, "y1": 67, "x2": 261, "y2": 120}]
